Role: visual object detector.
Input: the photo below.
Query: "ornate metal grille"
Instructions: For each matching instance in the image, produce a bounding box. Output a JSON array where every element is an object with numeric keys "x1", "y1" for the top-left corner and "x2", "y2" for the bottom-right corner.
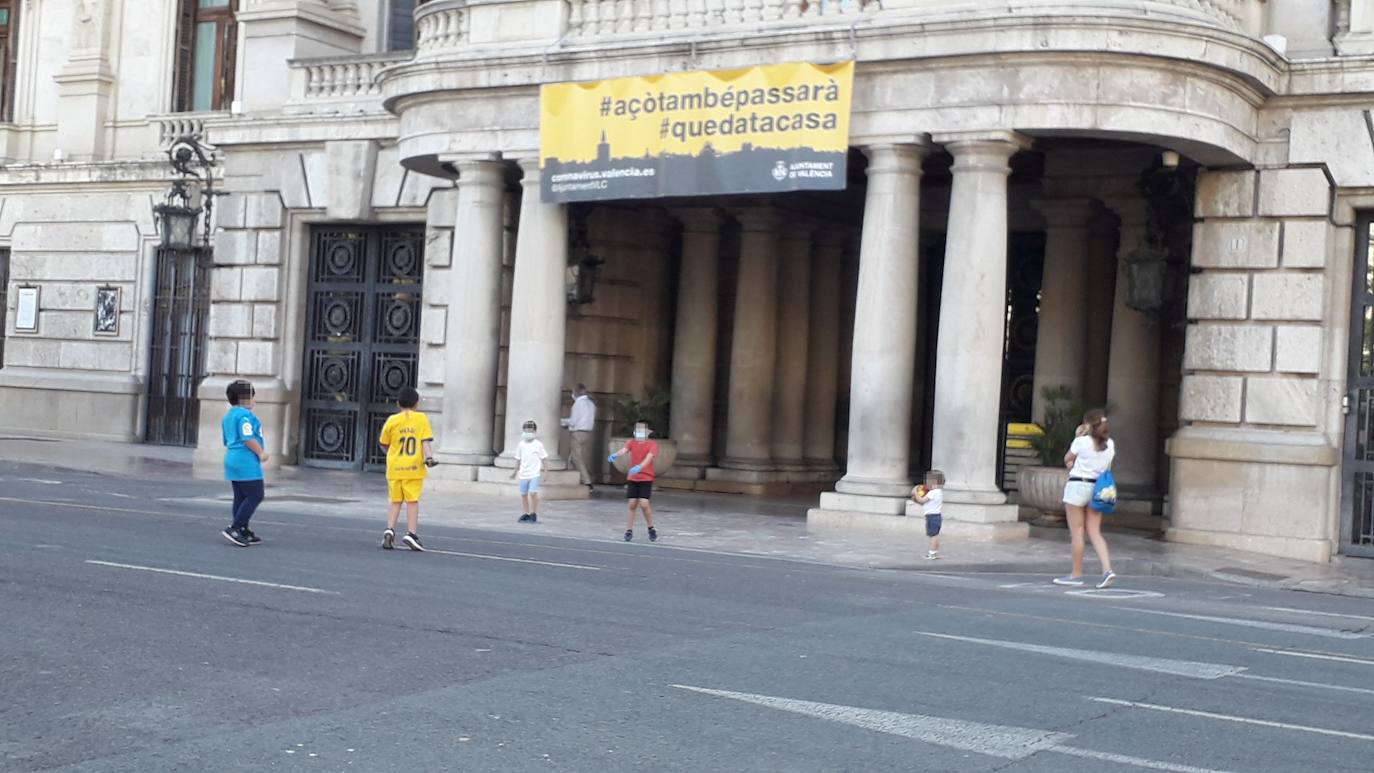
[
  {"x1": 300, "y1": 226, "x2": 424, "y2": 471},
  {"x1": 1343, "y1": 218, "x2": 1374, "y2": 557},
  {"x1": 146, "y1": 247, "x2": 211, "y2": 446}
]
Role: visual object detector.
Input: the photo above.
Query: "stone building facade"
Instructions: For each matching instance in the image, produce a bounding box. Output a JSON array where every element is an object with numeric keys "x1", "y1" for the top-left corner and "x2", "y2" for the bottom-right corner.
[{"x1": 3, "y1": 0, "x2": 1374, "y2": 564}]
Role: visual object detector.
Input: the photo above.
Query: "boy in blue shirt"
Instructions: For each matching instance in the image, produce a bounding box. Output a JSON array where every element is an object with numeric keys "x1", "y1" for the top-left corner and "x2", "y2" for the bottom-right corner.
[{"x1": 221, "y1": 380, "x2": 268, "y2": 547}]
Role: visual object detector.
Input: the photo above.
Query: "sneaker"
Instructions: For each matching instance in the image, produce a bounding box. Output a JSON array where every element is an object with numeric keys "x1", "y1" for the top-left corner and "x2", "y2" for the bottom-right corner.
[
  {"x1": 1097, "y1": 571, "x2": 1118, "y2": 589},
  {"x1": 221, "y1": 527, "x2": 249, "y2": 547},
  {"x1": 517, "y1": 513, "x2": 532, "y2": 524},
  {"x1": 925, "y1": 550, "x2": 940, "y2": 560},
  {"x1": 624, "y1": 529, "x2": 633, "y2": 542},
  {"x1": 402, "y1": 532, "x2": 425, "y2": 552},
  {"x1": 528, "y1": 513, "x2": 538, "y2": 524},
  {"x1": 648, "y1": 527, "x2": 658, "y2": 543},
  {"x1": 1053, "y1": 575, "x2": 1084, "y2": 587},
  {"x1": 242, "y1": 528, "x2": 262, "y2": 545},
  {"x1": 382, "y1": 528, "x2": 395, "y2": 550}
]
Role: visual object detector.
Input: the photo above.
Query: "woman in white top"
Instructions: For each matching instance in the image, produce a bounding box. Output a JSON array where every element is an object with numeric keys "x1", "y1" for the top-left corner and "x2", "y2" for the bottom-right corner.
[{"x1": 1055, "y1": 409, "x2": 1117, "y2": 589}]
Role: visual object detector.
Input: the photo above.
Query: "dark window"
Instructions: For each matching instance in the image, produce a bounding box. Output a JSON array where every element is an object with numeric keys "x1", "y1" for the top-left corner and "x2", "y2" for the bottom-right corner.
[
  {"x1": 0, "y1": 248, "x2": 9, "y2": 367},
  {"x1": 174, "y1": 0, "x2": 237, "y2": 113},
  {"x1": 387, "y1": 0, "x2": 428, "y2": 51},
  {"x1": 0, "y1": 1, "x2": 19, "y2": 122}
]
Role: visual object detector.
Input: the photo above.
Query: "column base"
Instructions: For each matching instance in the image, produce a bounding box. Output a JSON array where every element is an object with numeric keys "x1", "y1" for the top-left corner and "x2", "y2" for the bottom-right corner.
[
  {"x1": 904, "y1": 498, "x2": 1029, "y2": 541},
  {"x1": 716, "y1": 457, "x2": 777, "y2": 472},
  {"x1": 493, "y1": 456, "x2": 569, "y2": 472},
  {"x1": 426, "y1": 465, "x2": 590, "y2": 500},
  {"x1": 692, "y1": 466, "x2": 828, "y2": 495},
  {"x1": 659, "y1": 455, "x2": 711, "y2": 482},
  {"x1": 834, "y1": 475, "x2": 914, "y2": 498},
  {"x1": 434, "y1": 451, "x2": 495, "y2": 467}
]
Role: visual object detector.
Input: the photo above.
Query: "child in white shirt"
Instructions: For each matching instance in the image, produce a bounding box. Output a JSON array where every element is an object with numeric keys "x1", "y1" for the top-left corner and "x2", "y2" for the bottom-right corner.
[
  {"x1": 510, "y1": 419, "x2": 548, "y2": 524},
  {"x1": 912, "y1": 470, "x2": 945, "y2": 560}
]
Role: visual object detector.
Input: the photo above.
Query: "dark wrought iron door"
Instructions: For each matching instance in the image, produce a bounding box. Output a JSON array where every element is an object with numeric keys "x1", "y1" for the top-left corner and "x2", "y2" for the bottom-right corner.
[
  {"x1": 997, "y1": 233, "x2": 1046, "y2": 489},
  {"x1": 146, "y1": 248, "x2": 211, "y2": 446},
  {"x1": 300, "y1": 226, "x2": 424, "y2": 471},
  {"x1": 1341, "y1": 216, "x2": 1374, "y2": 558}
]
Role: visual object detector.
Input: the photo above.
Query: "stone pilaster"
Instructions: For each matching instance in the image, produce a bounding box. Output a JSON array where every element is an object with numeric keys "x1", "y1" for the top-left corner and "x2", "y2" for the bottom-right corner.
[
  {"x1": 665, "y1": 208, "x2": 725, "y2": 480},
  {"x1": 926, "y1": 130, "x2": 1030, "y2": 538},
  {"x1": 713, "y1": 207, "x2": 783, "y2": 473},
  {"x1": 803, "y1": 227, "x2": 846, "y2": 474},
  {"x1": 1030, "y1": 198, "x2": 1093, "y2": 422},
  {"x1": 1103, "y1": 198, "x2": 1161, "y2": 500},
  {"x1": 770, "y1": 223, "x2": 815, "y2": 471},
  {"x1": 1167, "y1": 167, "x2": 1336, "y2": 563},
  {"x1": 237, "y1": 0, "x2": 366, "y2": 112},
  {"x1": 55, "y1": 0, "x2": 115, "y2": 160}
]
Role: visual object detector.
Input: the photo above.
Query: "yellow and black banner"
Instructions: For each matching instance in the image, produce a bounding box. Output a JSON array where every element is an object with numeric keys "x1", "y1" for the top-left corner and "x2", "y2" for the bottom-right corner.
[{"x1": 540, "y1": 61, "x2": 854, "y2": 203}]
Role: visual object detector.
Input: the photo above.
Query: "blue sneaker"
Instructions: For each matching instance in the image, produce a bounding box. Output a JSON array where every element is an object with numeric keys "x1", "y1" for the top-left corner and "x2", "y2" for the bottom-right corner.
[
  {"x1": 1097, "y1": 571, "x2": 1118, "y2": 589},
  {"x1": 1052, "y1": 575, "x2": 1084, "y2": 587}
]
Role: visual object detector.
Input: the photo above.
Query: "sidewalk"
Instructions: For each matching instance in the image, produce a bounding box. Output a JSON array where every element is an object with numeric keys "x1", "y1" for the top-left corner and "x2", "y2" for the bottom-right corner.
[{"x1": 5, "y1": 436, "x2": 1374, "y2": 598}]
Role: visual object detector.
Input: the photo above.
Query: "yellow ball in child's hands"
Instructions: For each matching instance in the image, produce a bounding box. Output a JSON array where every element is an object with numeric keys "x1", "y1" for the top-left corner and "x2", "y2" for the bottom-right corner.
[{"x1": 915, "y1": 485, "x2": 926, "y2": 498}]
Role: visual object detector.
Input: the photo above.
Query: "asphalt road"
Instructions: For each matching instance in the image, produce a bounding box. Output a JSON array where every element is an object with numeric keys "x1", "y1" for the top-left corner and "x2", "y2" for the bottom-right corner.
[{"x1": 2, "y1": 461, "x2": 1373, "y2": 772}]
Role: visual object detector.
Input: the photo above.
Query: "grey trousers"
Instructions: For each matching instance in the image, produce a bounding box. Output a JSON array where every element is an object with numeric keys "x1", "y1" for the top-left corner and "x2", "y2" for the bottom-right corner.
[{"x1": 569, "y1": 430, "x2": 594, "y2": 485}]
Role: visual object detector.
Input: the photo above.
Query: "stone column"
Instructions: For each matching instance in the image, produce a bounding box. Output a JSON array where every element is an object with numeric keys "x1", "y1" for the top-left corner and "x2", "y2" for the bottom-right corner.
[
  {"x1": 717, "y1": 208, "x2": 782, "y2": 471},
  {"x1": 436, "y1": 160, "x2": 507, "y2": 466},
  {"x1": 770, "y1": 224, "x2": 815, "y2": 471},
  {"x1": 929, "y1": 130, "x2": 1030, "y2": 531},
  {"x1": 1104, "y1": 199, "x2": 1160, "y2": 497},
  {"x1": 498, "y1": 159, "x2": 568, "y2": 468},
  {"x1": 1083, "y1": 209, "x2": 1120, "y2": 408},
  {"x1": 1030, "y1": 198, "x2": 1093, "y2": 422},
  {"x1": 804, "y1": 227, "x2": 846, "y2": 474},
  {"x1": 666, "y1": 208, "x2": 725, "y2": 478},
  {"x1": 834, "y1": 144, "x2": 926, "y2": 497}
]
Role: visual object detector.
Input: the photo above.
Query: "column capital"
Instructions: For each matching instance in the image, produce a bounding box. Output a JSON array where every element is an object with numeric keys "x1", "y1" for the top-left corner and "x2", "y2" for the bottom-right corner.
[
  {"x1": 731, "y1": 206, "x2": 784, "y2": 233},
  {"x1": 453, "y1": 158, "x2": 508, "y2": 188},
  {"x1": 1032, "y1": 197, "x2": 1095, "y2": 229},
  {"x1": 861, "y1": 143, "x2": 928, "y2": 177},
  {"x1": 934, "y1": 130, "x2": 1031, "y2": 172},
  {"x1": 671, "y1": 207, "x2": 726, "y2": 234}
]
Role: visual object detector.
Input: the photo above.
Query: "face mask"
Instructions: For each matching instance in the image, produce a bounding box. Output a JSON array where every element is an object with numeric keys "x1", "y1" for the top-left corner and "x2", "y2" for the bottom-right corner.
[
  {"x1": 634, "y1": 429, "x2": 648, "y2": 439},
  {"x1": 522, "y1": 431, "x2": 535, "y2": 441}
]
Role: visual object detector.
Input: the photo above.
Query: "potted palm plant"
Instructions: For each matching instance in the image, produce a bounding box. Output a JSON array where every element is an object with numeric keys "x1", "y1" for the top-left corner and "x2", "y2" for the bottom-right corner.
[
  {"x1": 1017, "y1": 386, "x2": 1086, "y2": 524},
  {"x1": 606, "y1": 386, "x2": 677, "y2": 476}
]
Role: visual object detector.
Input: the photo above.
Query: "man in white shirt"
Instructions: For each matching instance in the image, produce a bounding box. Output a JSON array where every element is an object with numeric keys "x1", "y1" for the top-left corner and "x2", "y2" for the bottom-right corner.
[{"x1": 561, "y1": 383, "x2": 596, "y2": 490}]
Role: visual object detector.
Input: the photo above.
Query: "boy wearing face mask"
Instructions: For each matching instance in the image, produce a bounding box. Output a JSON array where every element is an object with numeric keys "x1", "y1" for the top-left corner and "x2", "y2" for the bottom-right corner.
[
  {"x1": 511, "y1": 419, "x2": 548, "y2": 523},
  {"x1": 608, "y1": 419, "x2": 658, "y2": 542}
]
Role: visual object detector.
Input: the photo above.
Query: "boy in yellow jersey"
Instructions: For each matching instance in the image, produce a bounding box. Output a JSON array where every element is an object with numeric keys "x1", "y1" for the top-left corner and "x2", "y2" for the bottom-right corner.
[{"x1": 378, "y1": 387, "x2": 436, "y2": 551}]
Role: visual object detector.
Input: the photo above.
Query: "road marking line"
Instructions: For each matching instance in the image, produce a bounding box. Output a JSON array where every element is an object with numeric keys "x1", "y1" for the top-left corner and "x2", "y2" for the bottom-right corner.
[
  {"x1": 1233, "y1": 673, "x2": 1374, "y2": 696},
  {"x1": 84, "y1": 560, "x2": 337, "y2": 594},
  {"x1": 1, "y1": 496, "x2": 152, "y2": 516},
  {"x1": 1051, "y1": 745, "x2": 1235, "y2": 773},
  {"x1": 425, "y1": 548, "x2": 601, "y2": 571},
  {"x1": 913, "y1": 631, "x2": 1245, "y2": 679},
  {"x1": 1262, "y1": 606, "x2": 1374, "y2": 623},
  {"x1": 1067, "y1": 588, "x2": 1166, "y2": 599},
  {"x1": 1089, "y1": 697, "x2": 1374, "y2": 742},
  {"x1": 1250, "y1": 647, "x2": 1374, "y2": 666},
  {"x1": 1127, "y1": 608, "x2": 1369, "y2": 640},
  {"x1": 673, "y1": 686, "x2": 1236, "y2": 772}
]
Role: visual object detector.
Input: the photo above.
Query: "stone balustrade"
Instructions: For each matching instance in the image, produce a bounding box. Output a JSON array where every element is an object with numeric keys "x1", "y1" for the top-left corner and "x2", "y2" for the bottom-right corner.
[
  {"x1": 415, "y1": 0, "x2": 470, "y2": 54},
  {"x1": 566, "y1": 0, "x2": 873, "y2": 37},
  {"x1": 151, "y1": 114, "x2": 213, "y2": 146},
  {"x1": 288, "y1": 52, "x2": 411, "y2": 105}
]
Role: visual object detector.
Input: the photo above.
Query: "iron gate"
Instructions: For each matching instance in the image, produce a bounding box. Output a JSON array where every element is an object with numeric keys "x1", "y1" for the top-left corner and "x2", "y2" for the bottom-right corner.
[
  {"x1": 1341, "y1": 216, "x2": 1374, "y2": 558},
  {"x1": 300, "y1": 226, "x2": 424, "y2": 471},
  {"x1": 145, "y1": 247, "x2": 211, "y2": 446}
]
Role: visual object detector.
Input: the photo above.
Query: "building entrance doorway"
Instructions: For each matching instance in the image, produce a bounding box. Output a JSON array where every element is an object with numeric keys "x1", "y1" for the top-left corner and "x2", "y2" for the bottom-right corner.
[
  {"x1": 300, "y1": 226, "x2": 424, "y2": 471},
  {"x1": 145, "y1": 247, "x2": 211, "y2": 446},
  {"x1": 1341, "y1": 215, "x2": 1374, "y2": 558}
]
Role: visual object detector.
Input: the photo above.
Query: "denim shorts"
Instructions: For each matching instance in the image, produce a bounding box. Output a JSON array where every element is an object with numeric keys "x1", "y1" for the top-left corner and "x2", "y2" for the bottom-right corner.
[
  {"x1": 925, "y1": 514, "x2": 942, "y2": 537},
  {"x1": 519, "y1": 476, "x2": 541, "y2": 495},
  {"x1": 1063, "y1": 480, "x2": 1095, "y2": 507}
]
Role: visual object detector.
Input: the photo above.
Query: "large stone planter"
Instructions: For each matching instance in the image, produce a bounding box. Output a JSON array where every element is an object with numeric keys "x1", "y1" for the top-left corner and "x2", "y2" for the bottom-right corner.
[
  {"x1": 608, "y1": 438, "x2": 677, "y2": 476},
  {"x1": 1018, "y1": 465, "x2": 1068, "y2": 524}
]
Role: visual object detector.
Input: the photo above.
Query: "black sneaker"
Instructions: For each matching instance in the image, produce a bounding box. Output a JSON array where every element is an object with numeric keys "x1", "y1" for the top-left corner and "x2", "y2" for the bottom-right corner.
[
  {"x1": 648, "y1": 527, "x2": 658, "y2": 543},
  {"x1": 517, "y1": 513, "x2": 532, "y2": 524},
  {"x1": 529, "y1": 513, "x2": 538, "y2": 524},
  {"x1": 382, "y1": 528, "x2": 395, "y2": 550},
  {"x1": 242, "y1": 528, "x2": 262, "y2": 545},
  {"x1": 624, "y1": 529, "x2": 633, "y2": 542},
  {"x1": 402, "y1": 532, "x2": 425, "y2": 552},
  {"x1": 221, "y1": 527, "x2": 249, "y2": 547}
]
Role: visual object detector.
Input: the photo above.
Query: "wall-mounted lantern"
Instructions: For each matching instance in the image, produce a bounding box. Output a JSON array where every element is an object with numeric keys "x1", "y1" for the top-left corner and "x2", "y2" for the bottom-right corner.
[{"x1": 152, "y1": 135, "x2": 217, "y2": 251}]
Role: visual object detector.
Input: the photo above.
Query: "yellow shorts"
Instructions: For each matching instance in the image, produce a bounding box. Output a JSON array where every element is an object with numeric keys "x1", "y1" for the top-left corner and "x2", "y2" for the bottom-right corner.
[{"x1": 387, "y1": 478, "x2": 424, "y2": 503}]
